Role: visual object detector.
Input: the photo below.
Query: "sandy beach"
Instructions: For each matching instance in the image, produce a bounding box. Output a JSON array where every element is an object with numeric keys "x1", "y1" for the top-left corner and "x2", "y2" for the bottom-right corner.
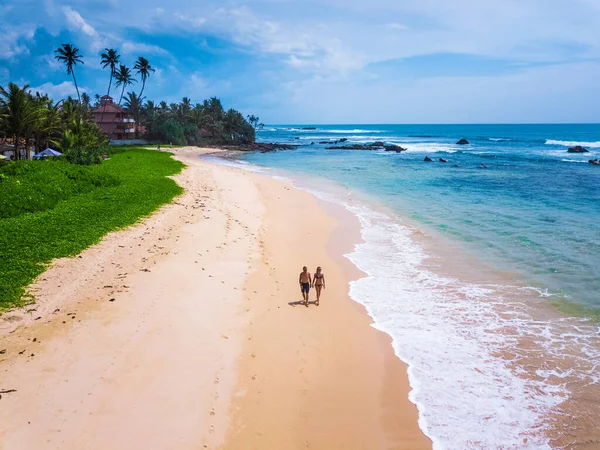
[{"x1": 0, "y1": 147, "x2": 430, "y2": 449}]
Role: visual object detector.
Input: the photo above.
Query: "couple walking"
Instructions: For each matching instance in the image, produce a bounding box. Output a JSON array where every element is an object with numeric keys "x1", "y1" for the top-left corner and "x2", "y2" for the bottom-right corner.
[{"x1": 298, "y1": 266, "x2": 326, "y2": 307}]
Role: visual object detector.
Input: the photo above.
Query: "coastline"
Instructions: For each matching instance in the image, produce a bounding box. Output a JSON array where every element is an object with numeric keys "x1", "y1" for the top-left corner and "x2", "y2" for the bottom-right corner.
[
  {"x1": 225, "y1": 150, "x2": 600, "y2": 449},
  {"x1": 0, "y1": 146, "x2": 430, "y2": 449}
]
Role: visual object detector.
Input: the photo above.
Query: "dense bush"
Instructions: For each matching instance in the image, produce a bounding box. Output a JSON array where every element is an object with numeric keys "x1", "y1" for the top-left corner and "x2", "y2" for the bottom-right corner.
[
  {"x1": 63, "y1": 146, "x2": 105, "y2": 165},
  {"x1": 0, "y1": 159, "x2": 120, "y2": 219}
]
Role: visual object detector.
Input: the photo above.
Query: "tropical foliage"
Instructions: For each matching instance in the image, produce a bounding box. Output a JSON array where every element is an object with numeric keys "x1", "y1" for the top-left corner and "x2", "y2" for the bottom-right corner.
[
  {"x1": 0, "y1": 82, "x2": 106, "y2": 162},
  {"x1": 139, "y1": 96, "x2": 256, "y2": 145},
  {"x1": 1, "y1": 42, "x2": 259, "y2": 164}
]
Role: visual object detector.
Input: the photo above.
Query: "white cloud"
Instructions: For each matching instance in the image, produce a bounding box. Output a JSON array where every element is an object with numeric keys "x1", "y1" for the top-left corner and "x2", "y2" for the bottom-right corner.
[
  {"x1": 29, "y1": 81, "x2": 84, "y2": 99},
  {"x1": 0, "y1": 28, "x2": 31, "y2": 60},
  {"x1": 63, "y1": 6, "x2": 98, "y2": 38},
  {"x1": 63, "y1": 6, "x2": 105, "y2": 50},
  {"x1": 40, "y1": 54, "x2": 62, "y2": 71},
  {"x1": 174, "y1": 12, "x2": 206, "y2": 27},
  {"x1": 121, "y1": 41, "x2": 167, "y2": 55}
]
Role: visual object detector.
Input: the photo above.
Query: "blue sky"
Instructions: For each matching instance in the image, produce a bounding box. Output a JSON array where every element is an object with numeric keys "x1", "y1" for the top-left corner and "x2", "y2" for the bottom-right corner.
[{"x1": 1, "y1": 0, "x2": 600, "y2": 124}]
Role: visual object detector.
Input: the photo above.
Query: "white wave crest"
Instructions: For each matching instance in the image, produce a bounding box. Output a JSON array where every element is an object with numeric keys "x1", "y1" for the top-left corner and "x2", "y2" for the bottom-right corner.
[{"x1": 545, "y1": 140, "x2": 600, "y2": 148}]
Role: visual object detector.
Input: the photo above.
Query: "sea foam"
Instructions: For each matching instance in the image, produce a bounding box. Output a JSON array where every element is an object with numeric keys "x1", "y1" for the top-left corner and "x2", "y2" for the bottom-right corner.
[{"x1": 545, "y1": 139, "x2": 600, "y2": 148}]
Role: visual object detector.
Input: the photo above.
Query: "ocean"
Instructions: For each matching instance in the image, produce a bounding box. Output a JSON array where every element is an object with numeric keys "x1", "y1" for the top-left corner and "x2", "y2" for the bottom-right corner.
[{"x1": 232, "y1": 124, "x2": 600, "y2": 449}]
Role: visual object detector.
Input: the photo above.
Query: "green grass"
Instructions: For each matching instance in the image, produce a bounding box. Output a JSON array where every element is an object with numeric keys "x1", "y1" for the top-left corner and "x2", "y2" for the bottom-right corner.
[{"x1": 0, "y1": 148, "x2": 185, "y2": 309}]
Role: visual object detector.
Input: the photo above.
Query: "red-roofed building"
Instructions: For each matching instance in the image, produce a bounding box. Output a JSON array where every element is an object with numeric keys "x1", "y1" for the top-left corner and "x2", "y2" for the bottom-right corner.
[{"x1": 91, "y1": 95, "x2": 144, "y2": 141}]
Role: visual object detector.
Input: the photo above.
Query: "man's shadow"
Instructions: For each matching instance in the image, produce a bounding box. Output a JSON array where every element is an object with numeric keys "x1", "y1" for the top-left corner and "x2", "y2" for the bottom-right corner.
[{"x1": 288, "y1": 300, "x2": 319, "y2": 307}]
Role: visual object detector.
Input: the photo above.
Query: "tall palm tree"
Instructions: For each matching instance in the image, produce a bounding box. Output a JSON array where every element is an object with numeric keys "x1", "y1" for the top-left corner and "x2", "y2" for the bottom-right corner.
[
  {"x1": 0, "y1": 83, "x2": 42, "y2": 160},
  {"x1": 114, "y1": 65, "x2": 136, "y2": 106},
  {"x1": 100, "y1": 48, "x2": 120, "y2": 99},
  {"x1": 54, "y1": 44, "x2": 84, "y2": 103},
  {"x1": 133, "y1": 57, "x2": 155, "y2": 101}
]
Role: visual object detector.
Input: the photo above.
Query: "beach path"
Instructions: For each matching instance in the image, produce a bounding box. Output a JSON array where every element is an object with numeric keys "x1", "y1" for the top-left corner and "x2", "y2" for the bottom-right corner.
[{"x1": 0, "y1": 147, "x2": 430, "y2": 450}]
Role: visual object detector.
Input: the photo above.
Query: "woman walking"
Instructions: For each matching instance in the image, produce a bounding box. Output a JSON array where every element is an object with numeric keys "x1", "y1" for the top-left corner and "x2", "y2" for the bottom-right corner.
[{"x1": 312, "y1": 266, "x2": 326, "y2": 306}]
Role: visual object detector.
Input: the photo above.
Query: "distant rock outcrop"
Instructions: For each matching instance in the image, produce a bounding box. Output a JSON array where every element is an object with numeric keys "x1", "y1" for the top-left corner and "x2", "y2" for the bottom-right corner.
[
  {"x1": 568, "y1": 146, "x2": 589, "y2": 153},
  {"x1": 326, "y1": 142, "x2": 406, "y2": 152},
  {"x1": 456, "y1": 138, "x2": 469, "y2": 145},
  {"x1": 252, "y1": 143, "x2": 299, "y2": 153},
  {"x1": 439, "y1": 158, "x2": 447, "y2": 163},
  {"x1": 424, "y1": 156, "x2": 433, "y2": 162},
  {"x1": 589, "y1": 159, "x2": 600, "y2": 165},
  {"x1": 302, "y1": 127, "x2": 316, "y2": 130}
]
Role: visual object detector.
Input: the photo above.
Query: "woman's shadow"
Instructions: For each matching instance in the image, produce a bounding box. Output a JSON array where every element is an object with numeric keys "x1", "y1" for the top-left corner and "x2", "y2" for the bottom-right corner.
[{"x1": 288, "y1": 300, "x2": 318, "y2": 307}]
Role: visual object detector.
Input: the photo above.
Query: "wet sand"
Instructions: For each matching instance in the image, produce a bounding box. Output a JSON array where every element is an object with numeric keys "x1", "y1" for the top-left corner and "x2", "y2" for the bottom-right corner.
[{"x1": 0, "y1": 147, "x2": 430, "y2": 449}]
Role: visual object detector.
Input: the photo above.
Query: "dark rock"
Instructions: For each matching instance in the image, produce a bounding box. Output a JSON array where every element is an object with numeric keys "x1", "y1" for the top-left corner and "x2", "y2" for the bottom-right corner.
[
  {"x1": 439, "y1": 158, "x2": 447, "y2": 163},
  {"x1": 479, "y1": 163, "x2": 488, "y2": 168},
  {"x1": 589, "y1": 159, "x2": 600, "y2": 165},
  {"x1": 251, "y1": 143, "x2": 299, "y2": 153},
  {"x1": 456, "y1": 138, "x2": 470, "y2": 145},
  {"x1": 384, "y1": 145, "x2": 407, "y2": 152},
  {"x1": 424, "y1": 156, "x2": 433, "y2": 162},
  {"x1": 326, "y1": 141, "x2": 401, "y2": 151},
  {"x1": 320, "y1": 138, "x2": 348, "y2": 145},
  {"x1": 326, "y1": 145, "x2": 369, "y2": 150},
  {"x1": 302, "y1": 127, "x2": 316, "y2": 130},
  {"x1": 568, "y1": 146, "x2": 589, "y2": 153},
  {"x1": 294, "y1": 137, "x2": 300, "y2": 140}
]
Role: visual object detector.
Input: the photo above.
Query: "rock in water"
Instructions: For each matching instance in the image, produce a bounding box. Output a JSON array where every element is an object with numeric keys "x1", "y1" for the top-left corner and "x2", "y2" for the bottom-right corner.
[
  {"x1": 568, "y1": 146, "x2": 589, "y2": 153},
  {"x1": 439, "y1": 158, "x2": 448, "y2": 163},
  {"x1": 589, "y1": 159, "x2": 600, "y2": 165},
  {"x1": 424, "y1": 156, "x2": 433, "y2": 162},
  {"x1": 456, "y1": 138, "x2": 469, "y2": 145},
  {"x1": 384, "y1": 145, "x2": 407, "y2": 152}
]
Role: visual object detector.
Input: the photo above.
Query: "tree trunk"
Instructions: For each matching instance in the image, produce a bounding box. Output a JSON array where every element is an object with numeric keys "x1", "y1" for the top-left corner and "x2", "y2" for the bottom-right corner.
[
  {"x1": 13, "y1": 136, "x2": 19, "y2": 161},
  {"x1": 139, "y1": 79, "x2": 146, "y2": 101},
  {"x1": 72, "y1": 70, "x2": 81, "y2": 103},
  {"x1": 118, "y1": 85, "x2": 126, "y2": 106}
]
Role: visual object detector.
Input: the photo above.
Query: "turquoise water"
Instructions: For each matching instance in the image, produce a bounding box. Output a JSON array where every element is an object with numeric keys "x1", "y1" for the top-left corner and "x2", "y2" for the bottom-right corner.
[
  {"x1": 232, "y1": 124, "x2": 600, "y2": 449},
  {"x1": 247, "y1": 124, "x2": 600, "y2": 311}
]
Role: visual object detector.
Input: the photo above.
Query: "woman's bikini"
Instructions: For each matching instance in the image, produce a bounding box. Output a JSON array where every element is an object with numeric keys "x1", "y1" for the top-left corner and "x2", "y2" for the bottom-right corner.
[{"x1": 314, "y1": 272, "x2": 324, "y2": 286}]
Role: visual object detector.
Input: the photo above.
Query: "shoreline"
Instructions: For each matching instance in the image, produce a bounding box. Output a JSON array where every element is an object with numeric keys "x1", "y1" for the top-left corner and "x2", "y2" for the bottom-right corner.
[
  {"x1": 222, "y1": 151, "x2": 600, "y2": 448},
  {"x1": 0, "y1": 146, "x2": 431, "y2": 449}
]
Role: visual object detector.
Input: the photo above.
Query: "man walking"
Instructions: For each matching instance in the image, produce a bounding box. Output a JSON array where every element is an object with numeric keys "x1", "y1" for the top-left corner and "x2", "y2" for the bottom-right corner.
[{"x1": 299, "y1": 266, "x2": 312, "y2": 307}]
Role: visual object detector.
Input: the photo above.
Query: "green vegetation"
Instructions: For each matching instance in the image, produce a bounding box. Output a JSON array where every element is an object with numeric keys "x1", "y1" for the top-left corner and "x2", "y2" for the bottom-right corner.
[
  {"x1": 135, "y1": 96, "x2": 259, "y2": 146},
  {"x1": 0, "y1": 148, "x2": 184, "y2": 309},
  {"x1": 0, "y1": 82, "x2": 107, "y2": 162}
]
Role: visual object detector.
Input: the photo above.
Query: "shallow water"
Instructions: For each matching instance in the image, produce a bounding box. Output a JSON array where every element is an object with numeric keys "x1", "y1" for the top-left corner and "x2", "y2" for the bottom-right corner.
[{"x1": 232, "y1": 124, "x2": 600, "y2": 449}]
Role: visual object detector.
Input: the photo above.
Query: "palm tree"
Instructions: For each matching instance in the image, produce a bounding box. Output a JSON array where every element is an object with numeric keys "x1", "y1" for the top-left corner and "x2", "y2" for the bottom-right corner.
[
  {"x1": 123, "y1": 91, "x2": 142, "y2": 130},
  {"x1": 80, "y1": 92, "x2": 91, "y2": 109},
  {"x1": 0, "y1": 83, "x2": 43, "y2": 160},
  {"x1": 100, "y1": 48, "x2": 120, "y2": 99},
  {"x1": 54, "y1": 44, "x2": 84, "y2": 103},
  {"x1": 133, "y1": 57, "x2": 155, "y2": 101},
  {"x1": 99, "y1": 48, "x2": 120, "y2": 122},
  {"x1": 114, "y1": 65, "x2": 136, "y2": 106}
]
